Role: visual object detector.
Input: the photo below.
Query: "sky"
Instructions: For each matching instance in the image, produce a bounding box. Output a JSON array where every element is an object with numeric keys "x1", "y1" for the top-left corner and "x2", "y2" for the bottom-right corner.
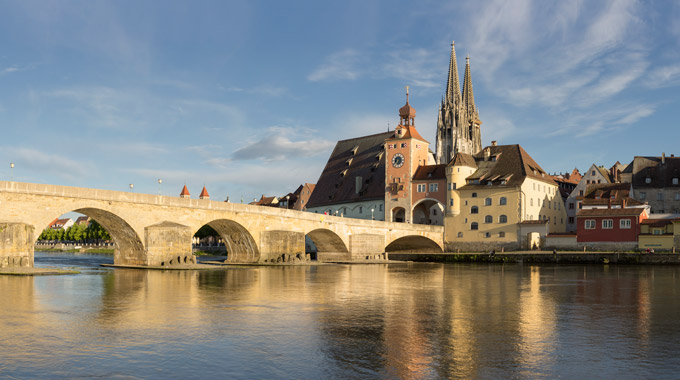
[{"x1": 1, "y1": 0, "x2": 679, "y2": 203}]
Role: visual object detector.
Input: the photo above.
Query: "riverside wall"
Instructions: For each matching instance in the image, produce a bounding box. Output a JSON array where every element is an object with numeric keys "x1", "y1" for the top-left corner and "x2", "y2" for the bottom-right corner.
[{"x1": 390, "y1": 252, "x2": 680, "y2": 265}]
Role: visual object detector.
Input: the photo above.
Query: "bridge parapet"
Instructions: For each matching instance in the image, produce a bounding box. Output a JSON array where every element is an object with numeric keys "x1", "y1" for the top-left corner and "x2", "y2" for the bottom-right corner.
[{"x1": 0, "y1": 181, "x2": 444, "y2": 267}]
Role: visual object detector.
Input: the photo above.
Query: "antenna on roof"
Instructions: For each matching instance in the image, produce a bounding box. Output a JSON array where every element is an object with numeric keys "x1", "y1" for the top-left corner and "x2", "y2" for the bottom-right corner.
[{"x1": 387, "y1": 122, "x2": 390, "y2": 131}]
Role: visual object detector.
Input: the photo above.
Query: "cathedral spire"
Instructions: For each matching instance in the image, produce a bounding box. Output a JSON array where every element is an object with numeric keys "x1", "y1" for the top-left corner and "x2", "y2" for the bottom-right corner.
[
  {"x1": 462, "y1": 55, "x2": 476, "y2": 114},
  {"x1": 445, "y1": 41, "x2": 461, "y2": 105}
]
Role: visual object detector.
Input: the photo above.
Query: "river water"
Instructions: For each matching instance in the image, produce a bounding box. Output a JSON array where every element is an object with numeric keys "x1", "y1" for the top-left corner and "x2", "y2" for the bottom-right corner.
[{"x1": 2, "y1": 252, "x2": 680, "y2": 379}]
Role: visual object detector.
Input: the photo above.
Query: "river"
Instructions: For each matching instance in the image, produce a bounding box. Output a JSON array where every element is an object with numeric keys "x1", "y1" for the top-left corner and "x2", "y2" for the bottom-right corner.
[{"x1": 2, "y1": 252, "x2": 680, "y2": 379}]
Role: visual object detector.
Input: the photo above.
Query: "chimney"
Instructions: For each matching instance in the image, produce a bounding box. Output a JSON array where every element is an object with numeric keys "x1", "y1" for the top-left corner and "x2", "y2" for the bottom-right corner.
[
  {"x1": 622, "y1": 198, "x2": 626, "y2": 209},
  {"x1": 607, "y1": 197, "x2": 612, "y2": 209},
  {"x1": 484, "y1": 147, "x2": 490, "y2": 159},
  {"x1": 662, "y1": 152, "x2": 666, "y2": 164},
  {"x1": 491, "y1": 140, "x2": 497, "y2": 146}
]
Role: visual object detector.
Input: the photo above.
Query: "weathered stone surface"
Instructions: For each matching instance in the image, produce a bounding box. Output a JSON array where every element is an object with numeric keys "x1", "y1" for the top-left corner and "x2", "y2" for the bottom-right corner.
[
  {"x1": 0, "y1": 181, "x2": 443, "y2": 267},
  {"x1": 0, "y1": 223, "x2": 33, "y2": 268}
]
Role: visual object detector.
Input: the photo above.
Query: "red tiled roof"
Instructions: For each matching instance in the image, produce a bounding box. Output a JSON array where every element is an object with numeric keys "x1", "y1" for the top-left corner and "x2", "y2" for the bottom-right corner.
[
  {"x1": 413, "y1": 164, "x2": 447, "y2": 181},
  {"x1": 180, "y1": 185, "x2": 190, "y2": 196},
  {"x1": 577, "y1": 208, "x2": 645, "y2": 217},
  {"x1": 199, "y1": 186, "x2": 209, "y2": 198}
]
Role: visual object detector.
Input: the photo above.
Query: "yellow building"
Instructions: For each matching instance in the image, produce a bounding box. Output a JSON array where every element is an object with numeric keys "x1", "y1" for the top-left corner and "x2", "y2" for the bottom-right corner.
[
  {"x1": 444, "y1": 143, "x2": 567, "y2": 251},
  {"x1": 638, "y1": 217, "x2": 680, "y2": 251}
]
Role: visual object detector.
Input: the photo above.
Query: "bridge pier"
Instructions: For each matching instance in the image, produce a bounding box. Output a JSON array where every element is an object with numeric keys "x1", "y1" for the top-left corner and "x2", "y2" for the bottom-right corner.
[
  {"x1": 0, "y1": 223, "x2": 34, "y2": 268},
  {"x1": 260, "y1": 230, "x2": 306, "y2": 263},
  {"x1": 349, "y1": 234, "x2": 387, "y2": 261},
  {"x1": 144, "y1": 222, "x2": 195, "y2": 266}
]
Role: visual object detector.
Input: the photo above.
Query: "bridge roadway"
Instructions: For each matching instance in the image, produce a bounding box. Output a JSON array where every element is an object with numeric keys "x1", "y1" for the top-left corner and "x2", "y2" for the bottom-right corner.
[{"x1": 0, "y1": 181, "x2": 443, "y2": 267}]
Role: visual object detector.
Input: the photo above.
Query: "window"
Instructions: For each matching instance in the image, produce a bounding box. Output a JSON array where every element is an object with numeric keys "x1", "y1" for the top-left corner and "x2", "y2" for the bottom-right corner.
[
  {"x1": 432, "y1": 209, "x2": 438, "y2": 215},
  {"x1": 471, "y1": 206, "x2": 479, "y2": 214},
  {"x1": 653, "y1": 229, "x2": 663, "y2": 235},
  {"x1": 579, "y1": 190, "x2": 584, "y2": 196},
  {"x1": 471, "y1": 222, "x2": 478, "y2": 230},
  {"x1": 417, "y1": 184, "x2": 426, "y2": 192},
  {"x1": 676, "y1": 193, "x2": 680, "y2": 201},
  {"x1": 472, "y1": 192, "x2": 477, "y2": 198},
  {"x1": 620, "y1": 219, "x2": 631, "y2": 229},
  {"x1": 457, "y1": 232, "x2": 463, "y2": 238},
  {"x1": 499, "y1": 215, "x2": 508, "y2": 223},
  {"x1": 499, "y1": 232, "x2": 505, "y2": 238},
  {"x1": 485, "y1": 198, "x2": 492, "y2": 206},
  {"x1": 429, "y1": 183, "x2": 438, "y2": 192},
  {"x1": 591, "y1": 170, "x2": 596, "y2": 176},
  {"x1": 568, "y1": 217, "x2": 575, "y2": 224},
  {"x1": 639, "y1": 192, "x2": 646, "y2": 200},
  {"x1": 500, "y1": 197, "x2": 507, "y2": 205},
  {"x1": 585, "y1": 220, "x2": 596, "y2": 229},
  {"x1": 485, "y1": 232, "x2": 491, "y2": 238},
  {"x1": 449, "y1": 199, "x2": 454, "y2": 206},
  {"x1": 379, "y1": 204, "x2": 383, "y2": 211},
  {"x1": 578, "y1": 202, "x2": 583, "y2": 209},
  {"x1": 602, "y1": 219, "x2": 613, "y2": 229},
  {"x1": 645, "y1": 177, "x2": 652, "y2": 184},
  {"x1": 530, "y1": 199, "x2": 534, "y2": 206},
  {"x1": 569, "y1": 202, "x2": 575, "y2": 210},
  {"x1": 359, "y1": 206, "x2": 363, "y2": 213},
  {"x1": 485, "y1": 215, "x2": 493, "y2": 223},
  {"x1": 657, "y1": 192, "x2": 664, "y2": 201},
  {"x1": 401, "y1": 143, "x2": 407, "y2": 148},
  {"x1": 674, "y1": 178, "x2": 679, "y2": 185}
]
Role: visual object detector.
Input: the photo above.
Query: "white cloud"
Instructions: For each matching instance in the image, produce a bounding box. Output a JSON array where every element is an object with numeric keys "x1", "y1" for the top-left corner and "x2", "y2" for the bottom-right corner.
[
  {"x1": 646, "y1": 64, "x2": 680, "y2": 88},
  {"x1": 308, "y1": 49, "x2": 362, "y2": 82},
  {"x1": 3, "y1": 147, "x2": 94, "y2": 179},
  {"x1": 230, "y1": 126, "x2": 335, "y2": 161}
]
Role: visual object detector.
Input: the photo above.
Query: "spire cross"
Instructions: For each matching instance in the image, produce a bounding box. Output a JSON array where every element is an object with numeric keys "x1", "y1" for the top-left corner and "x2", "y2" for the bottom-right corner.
[{"x1": 405, "y1": 85, "x2": 410, "y2": 102}]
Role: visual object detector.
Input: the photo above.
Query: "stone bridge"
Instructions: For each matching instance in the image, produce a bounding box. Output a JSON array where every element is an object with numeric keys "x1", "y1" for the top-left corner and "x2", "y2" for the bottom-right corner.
[{"x1": 0, "y1": 181, "x2": 443, "y2": 267}]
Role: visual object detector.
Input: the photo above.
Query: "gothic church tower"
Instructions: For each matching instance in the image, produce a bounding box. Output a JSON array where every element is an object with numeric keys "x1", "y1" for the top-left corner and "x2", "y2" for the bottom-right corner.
[{"x1": 435, "y1": 41, "x2": 482, "y2": 164}]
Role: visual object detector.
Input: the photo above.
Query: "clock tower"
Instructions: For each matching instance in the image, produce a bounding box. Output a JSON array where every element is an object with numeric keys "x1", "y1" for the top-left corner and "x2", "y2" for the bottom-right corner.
[{"x1": 384, "y1": 87, "x2": 431, "y2": 223}]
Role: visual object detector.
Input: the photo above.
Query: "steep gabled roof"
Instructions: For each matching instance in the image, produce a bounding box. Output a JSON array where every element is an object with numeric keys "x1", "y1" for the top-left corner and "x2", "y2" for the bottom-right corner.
[
  {"x1": 413, "y1": 164, "x2": 447, "y2": 181},
  {"x1": 307, "y1": 131, "x2": 392, "y2": 209},
  {"x1": 199, "y1": 186, "x2": 209, "y2": 198},
  {"x1": 180, "y1": 185, "x2": 190, "y2": 197},
  {"x1": 449, "y1": 152, "x2": 476, "y2": 167},
  {"x1": 629, "y1": 155, "x2": 680, "y2": 188},
  {"x1": 460, "y1": 144, "x2": 556, "y2": 189}
]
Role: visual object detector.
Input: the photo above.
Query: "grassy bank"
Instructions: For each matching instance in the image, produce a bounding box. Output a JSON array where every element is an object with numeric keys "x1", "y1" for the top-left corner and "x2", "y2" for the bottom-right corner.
[{"x1": 35, "y1": 246, "x2": 115, "y2": 254}]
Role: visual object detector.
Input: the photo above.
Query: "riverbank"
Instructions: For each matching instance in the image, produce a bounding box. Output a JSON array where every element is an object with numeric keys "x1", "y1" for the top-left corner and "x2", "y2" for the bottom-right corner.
[
  {"x1": 0, "y1": 267, "x2": 80, "y2": 276},
  {"x1": 35, "y1": 246, "x2": 115, "y2": 254},
  {"x1": 389, "y1": 251, "x2": 680, "y2": 264}
]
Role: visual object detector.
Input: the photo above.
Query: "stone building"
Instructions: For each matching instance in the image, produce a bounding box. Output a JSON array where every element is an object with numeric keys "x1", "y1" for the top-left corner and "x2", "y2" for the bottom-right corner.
[
  {"x1": 444, "y1": 143, "x2": 567, "y2": 251},
  {"x1": 622, "y1": 154, "x2": 680, "y2": 214},
  {"x1": 435, "y1": 41, "x2": 482, "y2": 164},
  {"x1": 293, "y1": 183, "x2": 315, "y2": 211},
  {"x1": 565, "y1": 164, "x2": 615, "y2": 232}
]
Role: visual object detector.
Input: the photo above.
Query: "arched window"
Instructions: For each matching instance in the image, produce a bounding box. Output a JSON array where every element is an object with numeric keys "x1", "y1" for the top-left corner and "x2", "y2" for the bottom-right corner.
[
  {"x1": 530, "y1": 198, "x2": 534, "y2": 206},
  {"x1": 457, "y1": 232, "x2": 463, "y2": 238},
  {"x1": 471, "y1": 222, "x2": 478, "y2": 230},
  {"x1": 499, "y1": 215, "x2": 508, "y2": 223},
  {"x1": 471, "y1": 206, "x2": 478, "y2": 214},
  {"x1": 484, "y1": 215, "x2": 492, "y2": 223},
  {"x1": 485, "y1": 198, "x2": 492, "y2": 206},
  {"x1": 500, "y1": 197, "x2": 507, "y2": 205},
  {"x1": 472, "y1": 192, "x2": 478, "y2": 198}
]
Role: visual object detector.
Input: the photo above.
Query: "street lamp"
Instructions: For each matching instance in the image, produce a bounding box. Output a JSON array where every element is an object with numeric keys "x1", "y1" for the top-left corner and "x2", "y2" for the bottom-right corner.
[
  {"x1": 158, "y1": 178, "x2": 163, "y2": 195},
  {"x1": 335, "y1": 210, "x2": 338, "y2": 217},
  {"x1": 129, "y1": 183, "x2": 134, "y2": 192},
  {"x1": 371, "y1": 208, "x2": 375, "y2": 220},
  {"x1": 9, "y1": 162, "x2": 14, "y2": 181}
]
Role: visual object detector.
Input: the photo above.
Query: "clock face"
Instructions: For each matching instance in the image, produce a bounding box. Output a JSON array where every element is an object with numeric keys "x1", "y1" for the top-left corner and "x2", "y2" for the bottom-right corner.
[{"x1": 392, "y1": 153, "x2": 405, "y2": 168}]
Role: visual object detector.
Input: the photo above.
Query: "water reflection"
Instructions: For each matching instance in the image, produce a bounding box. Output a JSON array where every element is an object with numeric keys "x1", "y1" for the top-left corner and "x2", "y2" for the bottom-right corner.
[{"x1": 3, "y1": 255, "x2": 680, "y2": 379}]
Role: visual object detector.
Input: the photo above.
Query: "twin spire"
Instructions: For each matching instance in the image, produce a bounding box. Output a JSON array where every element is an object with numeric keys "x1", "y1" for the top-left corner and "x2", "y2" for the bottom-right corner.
[
  {"x1": 434, "y1": 40, "x2": 482, "y2": 164},
  {"x1": 444, "y1": 41, "x2": 476, "y2": 113}
]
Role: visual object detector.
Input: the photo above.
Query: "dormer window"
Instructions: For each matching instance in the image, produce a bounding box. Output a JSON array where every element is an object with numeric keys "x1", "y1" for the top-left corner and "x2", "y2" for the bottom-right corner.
[
  {"x1": 351, "y1": 145, "x2": 359, "y2": 155},
  {"x1": 645, "y1": 177, "x2": 651, "y2": 184},
  {"x1": 674, "y1": 178, "x2": 679, "y2": 185}
]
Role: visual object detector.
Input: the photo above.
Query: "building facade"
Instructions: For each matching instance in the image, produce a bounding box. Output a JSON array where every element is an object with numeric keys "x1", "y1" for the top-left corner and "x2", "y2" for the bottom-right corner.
[
  {"x1": 435, "y1": 42, "x2": 482, "y2": 164},
  {"x1": 565, "y1": 164, "x2": 615, "y2": 232},
  {"x1": 623, "y1": 154, "x2": 680, "y2": 214},
  {"x1": 444, "y1": 143, "x2": 567, "y2": 251}
]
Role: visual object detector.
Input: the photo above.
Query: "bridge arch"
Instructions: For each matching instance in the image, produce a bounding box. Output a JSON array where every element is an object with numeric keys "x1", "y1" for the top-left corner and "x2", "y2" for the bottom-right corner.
[
  {"x1": 412, "y1": 198, "x2": 445, "y2": 226},
  {"x1": 385, "y1": 235, "x2": 443, "y2": 254},
  {"x1": 198, "y1": 219, "x2": 259, "y2": 263},
  {"x1": 36, "y1": 207, "x2": 145, "y2": 265},
  {"x1": 306, "y1": 228, "x2": 349, "y2": 262}
]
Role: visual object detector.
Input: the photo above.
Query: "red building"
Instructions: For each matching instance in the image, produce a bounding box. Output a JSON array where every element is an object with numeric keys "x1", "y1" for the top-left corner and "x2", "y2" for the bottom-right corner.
[{"x1": 576, "y1": 207, "x2": 648, "y2": 243}]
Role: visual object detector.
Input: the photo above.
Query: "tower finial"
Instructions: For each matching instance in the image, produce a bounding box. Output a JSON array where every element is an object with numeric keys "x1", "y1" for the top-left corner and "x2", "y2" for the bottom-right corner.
[
  {"x1": 405, "y1": 85, "x2": 410, "y2": 102},
  {"x1": 445, "y1": 41, "x2": 461, "y2": 105}
]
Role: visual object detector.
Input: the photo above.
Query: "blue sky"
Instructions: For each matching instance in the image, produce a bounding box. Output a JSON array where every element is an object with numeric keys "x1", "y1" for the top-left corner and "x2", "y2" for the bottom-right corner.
[{"x1": 1, "y1": 0, "x2": 679, "y2": 202}]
